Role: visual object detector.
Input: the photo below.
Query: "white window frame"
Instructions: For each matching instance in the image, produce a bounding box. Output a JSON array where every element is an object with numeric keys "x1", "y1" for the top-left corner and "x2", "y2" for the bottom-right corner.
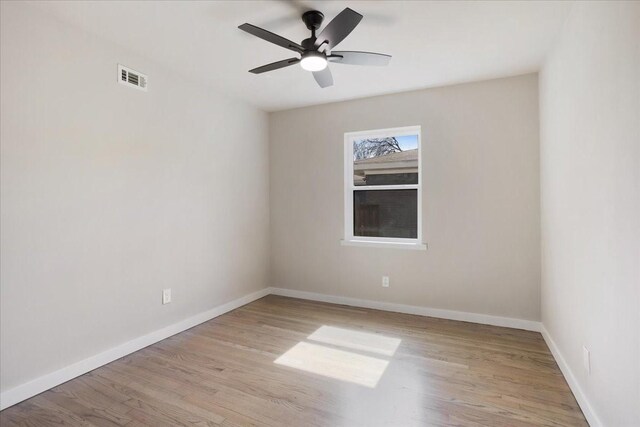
[{"x1": 342, "y1": 125, "x2": 426, "y2": 250}]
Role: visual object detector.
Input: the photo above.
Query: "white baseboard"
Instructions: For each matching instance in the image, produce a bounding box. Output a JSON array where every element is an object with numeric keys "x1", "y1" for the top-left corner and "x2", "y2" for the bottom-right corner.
[
  {"x1": 540, "y1": 326, "x2": 601, "y2": 427},
  {"x1": 1, "y1": 285, "x2": 598, "y2": 427},
  {"x1": 0, "y1": 287, "x2": 271, "y2": 411},
  {"x1": 268, "y1": 287, "x2": 542, "y2": 332}
]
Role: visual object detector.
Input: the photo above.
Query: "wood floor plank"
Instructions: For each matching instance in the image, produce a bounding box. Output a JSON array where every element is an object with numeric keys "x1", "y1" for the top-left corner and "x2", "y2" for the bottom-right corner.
[{"x1": 0, "y1": 295, "x2": 587, "y2": 426}]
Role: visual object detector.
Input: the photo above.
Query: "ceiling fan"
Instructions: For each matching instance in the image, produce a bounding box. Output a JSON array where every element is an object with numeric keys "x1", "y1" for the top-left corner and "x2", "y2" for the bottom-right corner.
[{"x1": 238, "y1": 8, "x2": 391, "y2": 88}]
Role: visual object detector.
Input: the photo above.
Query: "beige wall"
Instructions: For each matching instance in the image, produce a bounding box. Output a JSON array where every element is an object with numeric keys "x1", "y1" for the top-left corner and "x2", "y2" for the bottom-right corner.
[
  {"x1": 539, "y1": 2, "x2": 640, "y2": 425},
  {"x1": 269, "y1": 74, "x2": 541, "y2": 321},
  {"x1": 0, "y1": 3, "x2": 270, "y2": 393}
]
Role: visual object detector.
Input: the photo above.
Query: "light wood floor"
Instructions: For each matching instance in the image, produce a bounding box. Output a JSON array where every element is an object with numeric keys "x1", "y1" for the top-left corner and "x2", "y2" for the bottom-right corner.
[{"x1": 1, "y1": 295, "x2": 587, "y2": 426}]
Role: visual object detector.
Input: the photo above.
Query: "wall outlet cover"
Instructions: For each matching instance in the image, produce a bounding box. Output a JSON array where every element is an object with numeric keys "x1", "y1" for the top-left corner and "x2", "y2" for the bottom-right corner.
[
  {"x1": 583, "y1": 346, "x2": 590, "y2": 374},
  {"x1": 162, "y1": 289, "x2": 171, "y2": 305}
]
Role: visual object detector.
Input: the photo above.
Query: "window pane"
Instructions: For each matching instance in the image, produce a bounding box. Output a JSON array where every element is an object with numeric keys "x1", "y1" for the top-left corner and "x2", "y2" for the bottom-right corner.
[
  {"x1": 353, "y1": 135, "x2": 418, "y2": 186},
  {"x1": 353, "y1": 190, "x2": 417, "y2": 238}
]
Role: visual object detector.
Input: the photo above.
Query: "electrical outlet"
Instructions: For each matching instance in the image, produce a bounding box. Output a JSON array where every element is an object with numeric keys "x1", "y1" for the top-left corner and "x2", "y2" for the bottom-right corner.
[
  {"x1": 162, "y1": 289, "x2": 171, "y2": 305},
  {"x1": 583, "y1": 346, "x2": 590, "y2": 374},
  {"x1": 382, "y1": 276, "x2": 390, "y2": 288}
]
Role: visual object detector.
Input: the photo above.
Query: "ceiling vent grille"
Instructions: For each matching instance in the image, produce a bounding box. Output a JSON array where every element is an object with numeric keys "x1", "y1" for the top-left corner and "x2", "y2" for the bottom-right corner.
[{"x1": 118, "y1": 64, "x2": 147, "y2": 91}]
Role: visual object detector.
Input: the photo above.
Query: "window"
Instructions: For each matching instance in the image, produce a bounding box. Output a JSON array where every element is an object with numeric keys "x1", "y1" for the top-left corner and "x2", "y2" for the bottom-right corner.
[{"x1": 343, "y1": 126, "x2": 425, "y2": 249}]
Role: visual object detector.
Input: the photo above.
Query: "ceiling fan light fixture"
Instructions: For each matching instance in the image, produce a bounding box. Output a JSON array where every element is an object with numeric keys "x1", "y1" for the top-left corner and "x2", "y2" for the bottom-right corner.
[{"x1": 300, "y1": 52, "x2": 327, "y2": 72}]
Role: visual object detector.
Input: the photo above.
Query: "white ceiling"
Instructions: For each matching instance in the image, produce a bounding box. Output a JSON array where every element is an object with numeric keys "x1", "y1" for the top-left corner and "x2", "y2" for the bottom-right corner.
[{"x1": 29, "y1": 1, "x2": 572, "y2": 112}]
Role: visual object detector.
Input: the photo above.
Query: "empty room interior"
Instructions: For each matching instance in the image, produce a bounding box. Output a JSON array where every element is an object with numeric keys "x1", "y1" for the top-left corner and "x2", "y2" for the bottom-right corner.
[{"x1": 0, "y1": 1, "x2": 638, "y2": 426}]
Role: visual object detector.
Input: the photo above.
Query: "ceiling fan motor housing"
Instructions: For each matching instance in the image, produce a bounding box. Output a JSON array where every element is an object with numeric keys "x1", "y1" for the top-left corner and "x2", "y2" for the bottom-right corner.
[{"x1": 301, "y1": 38, "x2": 318, "y2": 51}]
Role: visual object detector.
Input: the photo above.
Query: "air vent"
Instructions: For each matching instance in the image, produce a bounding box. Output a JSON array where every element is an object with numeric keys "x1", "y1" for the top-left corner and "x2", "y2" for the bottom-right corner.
[{"x1": 118, "y1": 64, "x2": 147, "y2": 91}]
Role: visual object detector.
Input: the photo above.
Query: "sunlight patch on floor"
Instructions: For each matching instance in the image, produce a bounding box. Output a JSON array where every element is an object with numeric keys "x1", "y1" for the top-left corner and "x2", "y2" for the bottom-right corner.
[
  {"x1": 307, "y1": 325, "x2": 401, "y2": 356},
  {"x1": 274, "y1": 326, "x2": 401, "y2": 388},
  {"x1": 274, "y1": 341, "x2": 389, "y2": 388}
]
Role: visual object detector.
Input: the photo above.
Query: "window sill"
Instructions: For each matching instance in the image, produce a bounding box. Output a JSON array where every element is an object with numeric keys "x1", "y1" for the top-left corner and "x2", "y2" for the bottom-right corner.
[{"x1": 340, "y1": 239, "x2": 427, "y2": 250}]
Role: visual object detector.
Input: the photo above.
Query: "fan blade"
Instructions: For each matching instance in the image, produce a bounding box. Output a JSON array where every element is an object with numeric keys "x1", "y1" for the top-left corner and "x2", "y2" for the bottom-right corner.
[
  {"x1": 314, "y1": 8, "x2": 363, "y2": 50},
  {"x1": 312, "y1": 67, "x2": 333, "y2": 88},
  {"x1": 238, "y1": 23, "x2": 304, "y2": 53},
  {"x1": 249, "y1": 58, "x2": 300, "y2": 74},
  {"x1": 329, "y1": 51, "x2": 391, "y2": 66}
]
